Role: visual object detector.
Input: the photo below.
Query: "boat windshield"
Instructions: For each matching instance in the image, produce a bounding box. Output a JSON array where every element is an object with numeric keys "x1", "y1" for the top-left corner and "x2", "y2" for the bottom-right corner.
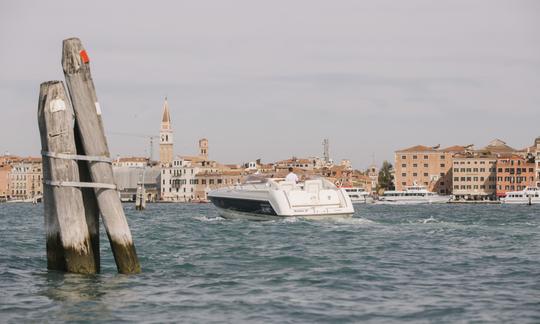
[
  {"x1": 303, "y1": 175, "x2": 338, "y2": 190},
  {"x1": 242, "y1": 174, "x2": 270, "y2": 184}
]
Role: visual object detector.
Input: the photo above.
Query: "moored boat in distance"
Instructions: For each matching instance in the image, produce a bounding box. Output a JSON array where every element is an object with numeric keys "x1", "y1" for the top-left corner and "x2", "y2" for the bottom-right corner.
[
  {"x1": 342, "y1": 187, "x2": 374, "y2": 204},
  {"x1": 500, "y1": 187, "x2": 540, "y2": 204},
  {"x1": 377, "y1": 186, "x2": 450, "y2": 204},
  {"x1": 208, "y1": 176, "x2": 354, "y2": 220}
]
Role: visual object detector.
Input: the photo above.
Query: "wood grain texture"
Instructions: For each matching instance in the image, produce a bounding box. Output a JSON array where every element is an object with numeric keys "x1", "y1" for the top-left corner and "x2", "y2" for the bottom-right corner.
[
  {"x1": 37, "y1": 81, "x2": 97, "y2": 274},
  {"x1": 62, "y1": 38, "x2": 141, "y2": 274},
  {"x1": 74, "y1": 122, "x2": 101, "y2": 272}
]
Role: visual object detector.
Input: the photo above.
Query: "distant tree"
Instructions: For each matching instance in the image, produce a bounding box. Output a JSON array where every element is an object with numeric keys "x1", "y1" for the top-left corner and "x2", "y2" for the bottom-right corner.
[{"x1": 377, "y1": 160, "x2": 395, "y2": 192}]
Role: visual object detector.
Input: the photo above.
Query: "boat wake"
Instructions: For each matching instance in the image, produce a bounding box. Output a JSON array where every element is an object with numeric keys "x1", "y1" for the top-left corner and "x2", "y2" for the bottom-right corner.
[{"x1": 193, "y1": 215, "x2": 226, "y2": 222}]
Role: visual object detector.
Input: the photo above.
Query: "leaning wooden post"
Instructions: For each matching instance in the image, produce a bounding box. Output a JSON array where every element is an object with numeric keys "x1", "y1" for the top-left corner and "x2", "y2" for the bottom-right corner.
[
  {"x1": 62, "y1": 37, "x2": 141, "y2": 274},
  {"x1": 38, "y1": 81, "x2": 97, "y2": 274},
  {"x1": 74, "y1": 126, "x2": 101, "y2": 272}
]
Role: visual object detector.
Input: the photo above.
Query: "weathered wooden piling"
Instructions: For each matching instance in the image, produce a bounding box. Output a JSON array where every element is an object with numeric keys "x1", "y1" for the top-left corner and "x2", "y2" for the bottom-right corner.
[
  {"x1": 62, "y1": 37, "x2": 141, "y2": 274},
  {"x1": 74, "y1": 126, "x2": 101, "y2": 272},
  {"x1": 38, "y1": 81, "x2": 97, "y2": 274},
  {"x1": 135, "y1": 182, "x2": 146, "y2": 211}
]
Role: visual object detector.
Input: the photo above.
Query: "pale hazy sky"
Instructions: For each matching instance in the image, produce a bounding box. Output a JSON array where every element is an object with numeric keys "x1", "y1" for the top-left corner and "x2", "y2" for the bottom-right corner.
[{"x1": 1, "y1": 0, "x2": 539, "y2": 168}]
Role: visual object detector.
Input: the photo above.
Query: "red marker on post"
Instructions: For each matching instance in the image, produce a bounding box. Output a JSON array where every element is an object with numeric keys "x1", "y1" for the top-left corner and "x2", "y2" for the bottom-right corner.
[{"x1": 79, "y1": 50, "x2": 89, "y2": 63}]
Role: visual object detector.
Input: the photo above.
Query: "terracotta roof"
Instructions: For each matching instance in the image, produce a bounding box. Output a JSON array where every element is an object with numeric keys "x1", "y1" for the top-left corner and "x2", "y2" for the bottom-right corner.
[
  {"x1": 440, "y1": 145, "x2": 467, "y2": 152},
  {"x1": 453, "y1": 152, "x2": 497, "y2": 159},
  {"x1": 482, "y1": 139, "x2": 516, "y2": 153},
  {"x1": 117, "y1": 157, "x2": 148, "y2": 162},
  {"x1": 396, "y1": 145, "x2": 436, "y2": 153}
]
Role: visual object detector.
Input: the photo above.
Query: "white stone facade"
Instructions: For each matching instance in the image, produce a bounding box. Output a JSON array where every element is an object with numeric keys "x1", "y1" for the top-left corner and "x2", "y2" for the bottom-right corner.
[{"x1": 161, "y1": 157, "x2": 201, "y2": 202}]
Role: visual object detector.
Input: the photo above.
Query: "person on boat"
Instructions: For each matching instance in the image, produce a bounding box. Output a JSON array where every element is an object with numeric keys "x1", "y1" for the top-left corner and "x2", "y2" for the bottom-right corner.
[{"x1": 285, "y1": 167, "x2": 299, "y2": 183}]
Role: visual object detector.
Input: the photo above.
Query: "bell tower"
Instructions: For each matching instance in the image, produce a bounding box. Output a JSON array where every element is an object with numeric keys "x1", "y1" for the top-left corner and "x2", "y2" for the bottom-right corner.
[
  {"x1": 159, "y1": 97, "x2": 173, "y2": 166},
  {"x1": 199, "y1": 138, "x2": 208, "y2": 160}
]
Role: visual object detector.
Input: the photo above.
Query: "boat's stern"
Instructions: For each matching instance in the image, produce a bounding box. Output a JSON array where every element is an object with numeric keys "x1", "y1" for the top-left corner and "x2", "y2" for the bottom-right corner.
[{"x1": 269, "y1": 179, "x2": 355, "y2": 218}]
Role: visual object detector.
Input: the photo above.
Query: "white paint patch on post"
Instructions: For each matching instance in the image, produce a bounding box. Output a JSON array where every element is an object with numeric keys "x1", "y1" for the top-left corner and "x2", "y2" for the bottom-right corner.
[{"x1": 94, "y1": 102, "x2": 102, "y2": 115}]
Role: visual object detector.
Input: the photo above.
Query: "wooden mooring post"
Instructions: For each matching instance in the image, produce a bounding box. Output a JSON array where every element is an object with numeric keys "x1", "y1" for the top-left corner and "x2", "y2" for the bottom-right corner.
[
  {"x1": 62, "y1": 38, "x2": 141, "y2": 274},
  {"x1": 38, "y1": 81, "x2": 97, "y2": 274},
  {"x1": 74, "y1": 127, "x2": 101, "y2": 272}
]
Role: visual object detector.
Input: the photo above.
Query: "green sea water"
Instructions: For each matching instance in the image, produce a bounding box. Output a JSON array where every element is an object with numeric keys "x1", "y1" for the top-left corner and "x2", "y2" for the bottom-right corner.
[{"x1": 1, "y1": 203, "x2": 539, "y2": 323}]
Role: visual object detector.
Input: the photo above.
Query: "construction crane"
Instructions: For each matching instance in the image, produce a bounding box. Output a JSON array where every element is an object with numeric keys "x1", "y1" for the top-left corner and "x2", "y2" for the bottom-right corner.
[{"x1": 109, "y1": 132, "x2": 159, "y2": 161}]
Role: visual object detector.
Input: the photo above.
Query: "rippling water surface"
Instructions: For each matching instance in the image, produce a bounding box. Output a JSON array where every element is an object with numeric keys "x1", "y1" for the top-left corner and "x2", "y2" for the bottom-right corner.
[{"x1": 1, "y1": 203, "x2": 539, "y2": 323}]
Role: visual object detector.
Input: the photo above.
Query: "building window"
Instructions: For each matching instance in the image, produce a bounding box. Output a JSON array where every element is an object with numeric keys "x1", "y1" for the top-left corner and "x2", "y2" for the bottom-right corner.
[
  {"x1": 423, "y1": 155, "x2": 428, "y2": 159},
  {"x1": 413, "y1": 155, "x2": 417, "y2": 159}
]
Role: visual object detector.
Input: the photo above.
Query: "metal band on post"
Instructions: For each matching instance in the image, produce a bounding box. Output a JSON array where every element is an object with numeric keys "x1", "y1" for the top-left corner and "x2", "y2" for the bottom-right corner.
[
  {"x1": 44, "y1": 180, "x2": 117, "y2": 190},
  {"x1": 41, "y1": 150, "x2": 112, "y2": 163},
  {"x1": 41, "y1": 151, "x2": 117, "y2": 190}
]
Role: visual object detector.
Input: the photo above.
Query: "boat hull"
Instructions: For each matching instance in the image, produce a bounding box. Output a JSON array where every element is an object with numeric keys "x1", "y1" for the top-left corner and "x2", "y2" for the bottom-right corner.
[
  {"x1": 376, "y1": 197, "x2": 450, "y2": 205},
  {"x1": 351, "y1": 197, "x2": 374, "y2": 204},
  {"x1": 501, "y1": 198, "x2": 540, "y2": 204},
  {"x1": 213, "y1": 205, "x2": 353, "y2": 221}
]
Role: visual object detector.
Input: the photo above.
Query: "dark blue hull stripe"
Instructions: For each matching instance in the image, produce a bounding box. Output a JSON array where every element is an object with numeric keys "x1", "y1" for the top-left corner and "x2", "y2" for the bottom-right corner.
[{"x1": 209, "y1": 197, "x2": 277, "y2": 216}]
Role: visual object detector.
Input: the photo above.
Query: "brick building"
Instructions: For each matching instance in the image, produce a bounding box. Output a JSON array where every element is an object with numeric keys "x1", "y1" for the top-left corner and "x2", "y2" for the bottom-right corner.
[
  {"x1": 394, "y1": 144, "x2": 466, "y2": 194},
  {"x1": 194, "y1": 169, "x2": 244, "y2": 201},
  {"x1": 496, "y1": 155, "x2": 536, "y2": 197},
  {"x1": 452, "y1": 152, "x2": 497, "y2": 200}
]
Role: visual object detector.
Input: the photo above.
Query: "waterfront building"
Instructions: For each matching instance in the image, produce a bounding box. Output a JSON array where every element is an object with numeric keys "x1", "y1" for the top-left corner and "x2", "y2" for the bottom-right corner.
[
  {"x1": 113, "y1": 165, "x2": 161, "y2": 202},
  {"x1": 0, "y1": 164, "x2": 11, "y2": 201},
  {"x1": 452, "y1": 152, "x2": 497, "y2": 200},
  {"x1": 394, "y1": 144, "x2": 466, "y2": 194},
  {"x1": 159, "y1": 98, "x2": 174, "y2": 166},
  {"x1": 113, "y1": 156, "x2": 150, "y2": 168},
  {"x1": 495, "y1": 155, "x2": 536, "y2": 197},
  {"x1": 9, "y1": 157, "x2": 42, "y2": 201},
  {"x1": 194, "y1": 169, "x2": 244, "y2": 201},
  {"x1": 161, "y1": 156, "x2": 203, "y2": 202},
  {"x1": 536, "y1": 137, "x2": 540, "y2": 187},
  {"x1": 274, "y1": 156, "x2": 328, "y2": 171}
]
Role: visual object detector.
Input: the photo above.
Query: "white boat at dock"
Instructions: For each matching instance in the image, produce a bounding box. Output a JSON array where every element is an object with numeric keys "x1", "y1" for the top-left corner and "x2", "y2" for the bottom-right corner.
[
  {"x1": 208, "y1": 176, "x2": 354, "y2": 220},
  {"x1": 500, "y1": 187, "x2": 540, "y2": 205},
  {"x1": 377, "y1": 186, "x2": 450, "y2": 204}
]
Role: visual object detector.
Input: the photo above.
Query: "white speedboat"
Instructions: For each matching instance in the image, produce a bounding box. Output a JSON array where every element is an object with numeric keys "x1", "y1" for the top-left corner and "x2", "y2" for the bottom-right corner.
[
  {"x1": 342, "y1": 187, "x2": 374, "y2": 204},
  {"x1": 208, "y1": 176, "x2": 355, "y2": 220},
  {"x1": 377, "y1": 186, "x2": 450, "y2": 204},
  {"x1": 500, "y1": 187, "x2": 540, "y2": 204}
]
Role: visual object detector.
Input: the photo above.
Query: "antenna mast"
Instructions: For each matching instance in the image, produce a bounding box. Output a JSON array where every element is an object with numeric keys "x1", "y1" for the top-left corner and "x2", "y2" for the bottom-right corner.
[{"x1": 322, "y1": 139, "x2": 330, "y2": 163}]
